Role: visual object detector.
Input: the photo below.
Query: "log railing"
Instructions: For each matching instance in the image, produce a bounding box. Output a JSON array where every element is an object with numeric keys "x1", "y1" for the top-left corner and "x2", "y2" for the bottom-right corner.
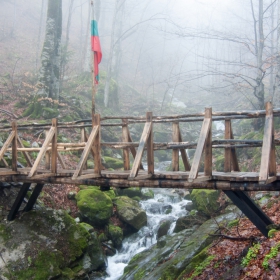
[{"x1": 0, "y1": 102, "x2": 279, "y2": 185}]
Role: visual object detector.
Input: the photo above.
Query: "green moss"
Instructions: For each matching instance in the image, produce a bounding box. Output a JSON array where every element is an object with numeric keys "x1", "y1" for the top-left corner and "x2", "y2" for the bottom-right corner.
[
  {"x1": 76, "y1": 189, "x2": 113, "y2": 226},
  {"x1": 228, "y1": 219, "x2": 239, "y2": 228},
  {"x1": 268, "y1": 229, "x2": 278, "y2": 238},
  {"x1": 241, "y1": 243, "x2": 260, "y2": 267},
  {"x1": 103, "y1": 156, "x2": 123, "y2": 169},
  {"x1": 108, "y1": 224, "x2": 123, "y2": 248},
  {"x1": 134, "y1": 268, "x2": 146, "y2": 280},
  {"x1": 183, "y1": 249, "x2": 214, "y2": 280},
  {"x1": 11, "y1": 250, "x2": 64, "y2": 280},
  {"x1": 0, "y1": 224, "x2": 11, "y2": 241},
  {"x1": 262, "y1": 242, "x2": 280, "y2": 269},
  {"x1": 190, "y1": 189, "x2": 220, "y2": 216}
]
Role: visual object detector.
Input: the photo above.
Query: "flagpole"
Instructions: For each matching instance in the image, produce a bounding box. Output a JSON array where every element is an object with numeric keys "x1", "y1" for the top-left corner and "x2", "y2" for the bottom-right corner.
[{"x1": 91, "y1": 0, "x2": 96, "y2": 116}]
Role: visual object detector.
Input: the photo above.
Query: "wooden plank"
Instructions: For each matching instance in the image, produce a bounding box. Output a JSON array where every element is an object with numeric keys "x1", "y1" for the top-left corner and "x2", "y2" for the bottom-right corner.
[
  {"x1": 129, "y1": 121, "x2": 152, "y2": 179},
  {"x1": 122, "y1": 119, "x2": 130, "y2": 170},
  {"x1": 259, "y1": 102, "x2": 274, "y2": 182},
  {"x1": 230, "y1": 123, "x2": 240, "y2": 171},
  {"x1": 128, "y1": 174, "x2": 153, "y2": 181},
  {"x1": 76, "y1": 173, "x2": 103, "y2": 180},
  {"x1": 57, "y1": 152, "x2": 66, "y2": 169},
  {"x1": 93, "y1": 114, "x2": 101, "y2": 175},
  {"x1": 146, "y1": 112, "x2": 154, "y2": 174},
  {"x1": 127, "y1": 130, "x2": 144, "y2": 170},
  {"x1": 172, "y1": 121, "x2": 180, "y2": 171},
  {"x1": 72, "y1": 125, "x2": 99, "y2": 179},
  {"x1": 179, "y1": 130, "x2": 191, "y2": 171},
  {"x1": 224, "y1": 119, "x2": 231, "y2": 172},
  {"x1": 28, "y1": 127, "x2": 55, "y2": 177},
  {"x1": 80, "y1": 123, "x2": 87, "y2": 170},
  {"x1": 11, "y1": 122, "x2": 17, "y2": 172},
  {"x1": 17, "y1": 135, "x2": 32, "y2": 167},
  {"x1": 204, "y1": 108, "x2": 212, "y2": 177},
  {"x1": 45, "y1": 130, "x2": 50, "y2": 169},
  {"x1": 51, "y1": 119, "x2": 58, "y2": 174},
  {"x1": 188, "y1": 110, "x2": 212, "y2": 182},
  {"x1": 191, "y1": 176, "x2": 211, "y2": 183},
  {"x1": 32, "y1": 173, "x2": 56, "y2": 179},
  {"x1": 0, "y1": 131, "x2": 15, "y2": 161}
]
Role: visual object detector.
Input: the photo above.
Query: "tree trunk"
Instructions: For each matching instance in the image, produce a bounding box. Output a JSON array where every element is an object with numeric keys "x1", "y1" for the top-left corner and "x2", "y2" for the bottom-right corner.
[
  {"x1": 275, "y1": 0, "x2": 280, "y2": 106},
  {"x1": 37, "y1": 0, "x2": 62, "y2": 101}
]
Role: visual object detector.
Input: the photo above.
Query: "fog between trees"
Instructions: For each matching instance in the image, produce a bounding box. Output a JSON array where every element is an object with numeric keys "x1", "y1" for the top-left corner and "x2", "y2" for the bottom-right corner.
[{"x1": 0, "y1": 0, "x2": 279, "y2": 114}]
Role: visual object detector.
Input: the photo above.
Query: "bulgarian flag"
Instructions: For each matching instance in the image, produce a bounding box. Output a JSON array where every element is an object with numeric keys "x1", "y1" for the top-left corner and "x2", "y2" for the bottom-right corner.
[{"x1": 91, "y1": 20, "x2": 102, "y2": 84}]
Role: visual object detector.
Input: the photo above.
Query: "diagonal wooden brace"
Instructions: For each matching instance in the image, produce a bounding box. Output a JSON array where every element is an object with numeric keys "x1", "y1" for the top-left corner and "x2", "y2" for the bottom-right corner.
[
  {"x1": 128, "y1": 112, "x2": 153, "y2": 179},
  {"x1": 188, "y1": 108, "x2": 212, "y2": 182},
  {"x1": 259, "y1": 102, "x2": 276, "y2": 184},
  {"x1": 28, "y1": 119, "x2": 57, "y2": 178}
]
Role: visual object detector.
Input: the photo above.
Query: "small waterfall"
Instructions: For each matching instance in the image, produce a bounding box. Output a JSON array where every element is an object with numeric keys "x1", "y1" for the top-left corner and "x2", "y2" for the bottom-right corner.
[{"x1": 104, "y1": 188, "x2": 190, "y2": 280}]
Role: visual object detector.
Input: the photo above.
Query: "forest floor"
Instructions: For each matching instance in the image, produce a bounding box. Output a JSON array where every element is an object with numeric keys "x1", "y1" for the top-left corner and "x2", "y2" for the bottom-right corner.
[
  {"x1": 1, "y1": 93, "x2": 280, "y2": 279},
  {"x1": 183, "y1": 192, "x2": 280, "y2": 280}
]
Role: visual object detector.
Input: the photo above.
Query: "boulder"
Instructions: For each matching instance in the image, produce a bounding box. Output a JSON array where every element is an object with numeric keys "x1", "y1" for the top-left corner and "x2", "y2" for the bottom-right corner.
[
  {"x1": 141, "y1": 188, "x2": 154, "y2": 200},
  {"x1": 156, "y1": 217, "x2": 175, "y2": 239},
  {"x1": 76, "y1": 189, "x2": 113, "y2": 226},
  {"x1": 107, "y1": 224, "x2": 123, "y2": 249},
  {"x1": 0, "y1": 209, "x2": 106, "y2": 280},
  {"x1": 114, "y1": 196, "x2": 147, "y2": 230},
  {"x1": 120, "y1": 211, "x2": 241, "y2": 280},
  {"x1": 190, "y1": 189, "x2": 220, "y2": 217},
  {"x1": 116, "y1": 187, "x2": 142, "y2": 198},
  {"x1": 174, "y1": 212, "x2": 207, "y2": 233}
]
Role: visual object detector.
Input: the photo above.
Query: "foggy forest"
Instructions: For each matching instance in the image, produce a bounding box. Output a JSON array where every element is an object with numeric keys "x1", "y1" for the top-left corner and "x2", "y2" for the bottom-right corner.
[{"x1": 2, "y1": 1, "x2": 280, "y2": 280}]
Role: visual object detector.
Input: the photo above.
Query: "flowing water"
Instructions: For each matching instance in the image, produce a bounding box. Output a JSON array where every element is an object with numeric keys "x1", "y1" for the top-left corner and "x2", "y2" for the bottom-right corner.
[{"x1": 104, "y1": 188, "x2": 190, "y2": 280}]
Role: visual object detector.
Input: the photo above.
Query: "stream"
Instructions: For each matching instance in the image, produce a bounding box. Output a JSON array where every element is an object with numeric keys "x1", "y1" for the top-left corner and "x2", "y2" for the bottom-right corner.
[{"x1": 104, "y1": 187, "x2": 190, "y2": 280}]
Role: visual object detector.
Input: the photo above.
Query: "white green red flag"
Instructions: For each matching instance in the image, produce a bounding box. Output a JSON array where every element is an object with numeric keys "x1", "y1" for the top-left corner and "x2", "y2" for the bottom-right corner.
[{"x1": 91, "y1": 20, "x2": 102, "y2": 84}]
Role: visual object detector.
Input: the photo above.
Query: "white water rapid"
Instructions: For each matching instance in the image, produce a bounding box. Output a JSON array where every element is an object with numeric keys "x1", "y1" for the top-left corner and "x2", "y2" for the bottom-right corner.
[{"x1": 104, "y1": 188, "x2": 190, "y2": 280}]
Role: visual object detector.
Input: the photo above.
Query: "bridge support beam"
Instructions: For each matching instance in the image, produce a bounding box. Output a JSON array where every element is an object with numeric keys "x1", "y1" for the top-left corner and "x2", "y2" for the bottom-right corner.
[
  {"x1": 7, "y1": 183, "x2": 31, "y2": 221},
  {"x1": 24, "y1": 184, "x2": 44, "y2": 212},
  {"x1": 223, "y1": 190, "x2": 273, "y2": 237}
]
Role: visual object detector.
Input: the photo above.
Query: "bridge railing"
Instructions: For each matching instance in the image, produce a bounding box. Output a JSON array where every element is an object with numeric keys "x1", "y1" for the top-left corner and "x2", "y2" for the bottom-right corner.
[{"x1": 0, "y1": 101, "x2": 279, "y2": 184}]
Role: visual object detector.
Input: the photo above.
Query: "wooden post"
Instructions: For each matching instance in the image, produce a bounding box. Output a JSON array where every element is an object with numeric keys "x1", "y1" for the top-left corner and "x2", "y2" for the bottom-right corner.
[
  {"x1": 188, "y1": 107, "x2": 212, "y2": 182},
  {"x1": 51, "y1": 119, "x2": 57, "y2": 174},
  {"x1": 93, "y1": 114, "x2": 101, "y2": 175},
  {"x1": 11, "y1": 121, "x2": 17, "y2": 172},
  {"x1": 179, "y1": 130, "x2": 191, "y2": 171},
  {"x1": 224, "y1": 119, "x2": 231, "y2": 172},
  {"x1": 146, "y1": 112, "x2": 154, "y2": 175},
  {"x1": 172, "y1": 121, "x2": 180, "y2": 171},
  {"x1": 204, "y1": 108, "x2": 212, "y2": 177},
  {"x1": 129, "y1": 113, "x2": 153, "y2": 179},
  {"x1": 45, "y1": 130, "x2": 50, "y2": 169},
  {"x1": 81, "y1": 123, "x2": 87, "y2": 170},
  {"x1": 259, "y1": 102, "x2": 276, "y2": 183},
  {"x1": 122, "y1": 119, "x2": 130, "y2": 170}
]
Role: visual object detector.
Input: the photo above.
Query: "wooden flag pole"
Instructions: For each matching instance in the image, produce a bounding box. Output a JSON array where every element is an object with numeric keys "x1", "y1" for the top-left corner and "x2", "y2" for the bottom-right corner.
[{"x1": 91, "y1": 0, "x2": 96, "y2": 115}]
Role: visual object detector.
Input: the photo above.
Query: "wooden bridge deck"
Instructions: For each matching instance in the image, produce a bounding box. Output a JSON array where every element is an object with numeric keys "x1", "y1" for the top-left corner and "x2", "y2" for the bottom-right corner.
[
  {"x1": 0, "y1": 101, "x2": 279, "y2": 191},
  {"x1": 2, "y1": 101, "x2": 280, "y2": 236}
]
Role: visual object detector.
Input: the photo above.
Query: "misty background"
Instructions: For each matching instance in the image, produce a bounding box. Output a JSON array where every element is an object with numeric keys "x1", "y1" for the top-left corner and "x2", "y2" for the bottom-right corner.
[{"x1": 0, "y1": 0, "x2": 278, "y2": 115}]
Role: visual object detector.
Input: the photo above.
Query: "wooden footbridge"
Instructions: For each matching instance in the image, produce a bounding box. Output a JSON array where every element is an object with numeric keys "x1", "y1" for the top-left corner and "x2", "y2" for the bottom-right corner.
[{"x1": 1, "y1": 101, "x2": 280, "y2": 236}]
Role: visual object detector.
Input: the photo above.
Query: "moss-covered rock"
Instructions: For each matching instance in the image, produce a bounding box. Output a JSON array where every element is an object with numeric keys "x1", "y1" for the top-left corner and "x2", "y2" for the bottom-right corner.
[
  {"x1": 141, "y1": 189, "x2": 154, "y2": 200},
  {"x1": 107, "y1": 224, "x2": 123, "y2": 249},
  {"x1": 114, "y1": 196, "x2": 147, "y2": 230},
  {"x1": 190, "y1": 189, "x2": 220, "y2": 217},
  {"x1": 174, "y1": 213, "x2": 207, "y2": 233},
  {"x1": 120, "y1": 211, "x2": 241, "y2": 280},
  {"x1": 116, "y1": 187, "x2": 142, "y2": 198},
  {"x1": 0, "y1": 209, "x2": 106, "y2": 279},
  {"x1": 103, "y1": 156, "x2": 123, "y2": 169},
  {"x1": 76, "y1": 189, "x2": 113, "y2": 226},
  {"x1": 156, "y1": 219, "x2": 173, "y2": 239}
]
